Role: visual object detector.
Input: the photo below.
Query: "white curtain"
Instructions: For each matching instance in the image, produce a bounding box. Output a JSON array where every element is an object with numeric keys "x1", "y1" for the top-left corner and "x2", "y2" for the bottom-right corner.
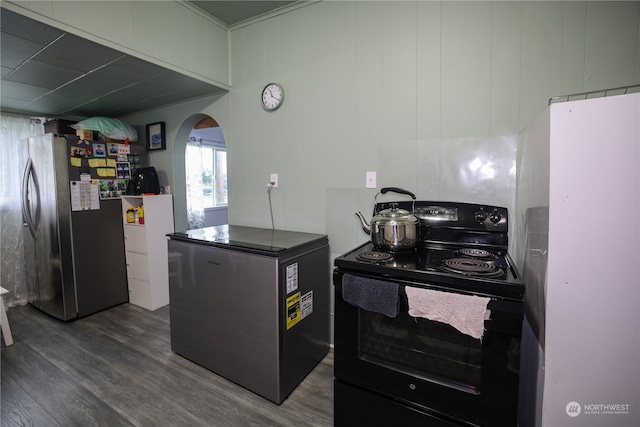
[
  {"x1": 0, "y1": 114, "x2": 43, "y2": 307},
  {"x1": 185, "y1": 138, "x2": 205, "y2": 229}
]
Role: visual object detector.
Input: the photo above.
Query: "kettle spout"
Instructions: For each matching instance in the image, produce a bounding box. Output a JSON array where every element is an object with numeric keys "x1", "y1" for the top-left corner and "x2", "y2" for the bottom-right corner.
[{"x1": 355, "y1": 212, "x2": 371, "y2": 235}]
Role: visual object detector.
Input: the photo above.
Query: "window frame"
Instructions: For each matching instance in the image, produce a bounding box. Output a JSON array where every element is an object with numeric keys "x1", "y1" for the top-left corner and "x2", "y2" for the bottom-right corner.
[{"x1": 199, "y1": 141, "x2": 227, "y2": 209}]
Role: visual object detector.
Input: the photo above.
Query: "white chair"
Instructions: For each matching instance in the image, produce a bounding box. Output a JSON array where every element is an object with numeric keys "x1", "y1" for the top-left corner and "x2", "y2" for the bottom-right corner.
[{"x1": 0, "y1": 287, "x2": 14, "y2": 346}]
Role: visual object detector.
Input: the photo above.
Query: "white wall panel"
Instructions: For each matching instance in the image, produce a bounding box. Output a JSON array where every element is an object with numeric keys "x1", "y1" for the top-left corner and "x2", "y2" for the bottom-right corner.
[
  {"x1": 416, "y1": 1, "x2": 442, "y2": 141},
  {"x1": 94, "y1": 1, "x2": 135, "y2": 49},
  {"x1": 490, "y1": 2, "x2": 522, "y2": 136},
  {"x1": 260, "y1": 16, "x2": 288, "y2": 230},
  {"x1": 228, "y1": 21, "x2": 270, "y2": 227},
  {"x1": 133, "y1": 0, "x2": 158, "y2": 58},
  {"x1": 203, "y1": 19, "x2": 230, "y2": 86},
  {"x1": 380, "y1": 1, "x2": 418, "y2": 190},
  {"x1": 585, "y1": 2, "x2": 640, "y2": 90},
  {"x1": 189, "y1": 12, "x2": 208, "y2": 77},
  {"x1": 441, "y1": 1, "x2": 492, "y2": 138},
  {"x1": 156, "y1": 1, "x2": 190, "y2": 68},
  {"x1": 24, "y1": 0, "x2": 52, "y2": 17},
  {"x1": 355, "y1": 1, "x2": 383, "y2": 180},
  {"x1": 51, "y1": 0, "x2": 95, "y2": 34},
  {"x1": 226, "y1": 25, "x2": 250, "y2": 222},
  {"x1": 520, "y1": 2, "x2": 564, "y2": 130},
  {"x1": 314, "y1": 0, "x2": 358, "y2": 161},
  {"x1": 241, "y1": 23, "x2": 266, "y2": 86},
  {"x1": 286, "y1": 2, "x2": 354, "y2": 231},
  {"x1": 415, "y1": 2, "x2": 442, "y2": 200},
  {"x1": 561, "y1": 2, "x2": 587, "y2": 95}
]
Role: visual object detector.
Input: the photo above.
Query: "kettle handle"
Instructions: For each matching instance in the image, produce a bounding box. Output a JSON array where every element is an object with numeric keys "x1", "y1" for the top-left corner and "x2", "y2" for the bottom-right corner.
[{"x1": 380, "y1": 187, "x2": 416, "y2": 200}]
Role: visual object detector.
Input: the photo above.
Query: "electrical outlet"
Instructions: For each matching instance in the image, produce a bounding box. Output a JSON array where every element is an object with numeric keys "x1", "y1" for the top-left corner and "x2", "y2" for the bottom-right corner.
[
  {"x1": 366, "y1": 171, "x2": 376, "y2": 188},
  {"x1": 270, "y1": 173, "x2": 278, "y2": 188}
]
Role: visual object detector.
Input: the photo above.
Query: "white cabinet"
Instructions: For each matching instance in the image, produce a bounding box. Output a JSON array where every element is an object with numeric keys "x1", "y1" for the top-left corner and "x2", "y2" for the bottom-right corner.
[{"x1": 121, "y1": 195, "x2": 174, "y2": 310}]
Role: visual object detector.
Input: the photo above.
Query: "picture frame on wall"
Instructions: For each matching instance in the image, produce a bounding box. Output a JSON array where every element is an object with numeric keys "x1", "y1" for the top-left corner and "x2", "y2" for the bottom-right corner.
[{"x1": 146, "y1": 122, "x2": 166, "y2": 151}]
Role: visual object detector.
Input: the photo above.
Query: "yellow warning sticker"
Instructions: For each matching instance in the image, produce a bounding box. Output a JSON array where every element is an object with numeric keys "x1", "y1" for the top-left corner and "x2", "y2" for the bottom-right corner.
[{"x1": 286, "y1": 291, "x2": 301, "y2": 330}]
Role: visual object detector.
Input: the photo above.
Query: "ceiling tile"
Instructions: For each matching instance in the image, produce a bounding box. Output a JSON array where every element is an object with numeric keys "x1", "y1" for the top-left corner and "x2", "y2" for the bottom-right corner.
[
  {"x1": 4, "y1": 60, "x2": 83, "y2": 90},
  {"x1": 0, "y1": 32, "x2": 45, "y2": 69},
  {"x1": 72, "y1": 66, "x2": 148, "y2": 94},
  {"x1": 109, "y1": 56, "x2": 168, "y2": 79},
  {"x1": 44, "y1": 83, "x2": 103, "y2": 105},
  {"x1": 94, "y1": 87, "x2": 159, "y2": 107},
  {"x1": 107, "y1": 97, "x2": 176, "y2": 117},
  {"x1": 33, "y1": 33, "x2": 124, "y2": 73},
  {"x1": 14, "y1": 95, "x2": 79, "y2": 115},
  {"x1": 1, "y1": 7, "x2": 227, "y2": 119},
  {"x1": 1, "y1": 66, "x2": 13, "y2": 79},
  {"x1": 0, "y1": 96, "x2": 30, "y2": 111},
  {"x1": 0, "y1": 80, "x2": 50, "y2": 101},
  {"x1": 131, "y1": 72, "x2": 185, "y2": 93},
  {"x1": 70, "y1": 98, "x2": 154, "y2": 118},
  {"x1": 189, "y1": 1, "x2": 298, "y2": 26},
  {"x1": 0, "y1": 8, "x2": 63, "y2": 44}
]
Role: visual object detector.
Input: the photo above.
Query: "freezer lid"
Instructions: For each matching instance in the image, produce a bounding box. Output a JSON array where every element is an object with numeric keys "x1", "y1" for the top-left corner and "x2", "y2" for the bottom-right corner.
[
  {"x1": 236, "y1": 229, "x2": 328, "y2": 251},
  {"x1": 168, "y1": 224, "x2": 266, "y2": 244},
  {"x1": 167, "y1": 224, "x2": 328, "y2": 253}
]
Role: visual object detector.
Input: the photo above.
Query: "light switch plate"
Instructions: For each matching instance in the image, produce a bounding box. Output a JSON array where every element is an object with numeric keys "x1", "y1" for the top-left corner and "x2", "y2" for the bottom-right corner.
[{"x1": 366, "y1": 171, "x2": 376, "y2": 188}]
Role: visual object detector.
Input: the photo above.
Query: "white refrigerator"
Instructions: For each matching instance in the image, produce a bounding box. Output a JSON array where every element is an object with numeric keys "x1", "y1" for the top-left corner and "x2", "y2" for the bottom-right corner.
[{"x1": 514, "y1": 92, "x2": 639, "y2": 427}]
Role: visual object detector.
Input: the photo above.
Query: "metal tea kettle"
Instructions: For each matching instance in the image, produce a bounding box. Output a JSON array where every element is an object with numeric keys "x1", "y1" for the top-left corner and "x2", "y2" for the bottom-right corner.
[{"x1": 355, "y1": 187, "x2": 419, "y2": 251}]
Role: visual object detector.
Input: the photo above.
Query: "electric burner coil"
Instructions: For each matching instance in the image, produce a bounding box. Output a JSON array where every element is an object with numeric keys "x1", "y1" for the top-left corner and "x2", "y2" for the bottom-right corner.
[
  {"x1": 357, "y1": 251, "x2": 394, "y2": 263},
  {"x1": 455, "y1": 248, "x2": 498, "y2": 260},
  {"x1": 440, "y1": 257, "x2": 504, "y2": 277}
]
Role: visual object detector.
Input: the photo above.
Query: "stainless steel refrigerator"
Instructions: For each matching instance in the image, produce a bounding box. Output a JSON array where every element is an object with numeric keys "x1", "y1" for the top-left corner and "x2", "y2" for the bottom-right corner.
[
  {"x1": 167, "y1": 225, "x2": 330, "y2": 404},
  {"x1": 21, "y1": 133, "x2": 129, "y2": 321}
]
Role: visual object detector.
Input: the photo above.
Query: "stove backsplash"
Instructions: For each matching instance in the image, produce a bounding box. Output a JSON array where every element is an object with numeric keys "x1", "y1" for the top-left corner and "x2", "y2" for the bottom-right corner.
[{"x1": 326, "y1": 134, "x2": 518, "y2": 257}]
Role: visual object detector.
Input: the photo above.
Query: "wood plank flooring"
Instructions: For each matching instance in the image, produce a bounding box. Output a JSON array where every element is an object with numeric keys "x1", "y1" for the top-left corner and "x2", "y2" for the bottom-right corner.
[{"x1": 1, "y1": 303, "x2": 334, "y2": 426}]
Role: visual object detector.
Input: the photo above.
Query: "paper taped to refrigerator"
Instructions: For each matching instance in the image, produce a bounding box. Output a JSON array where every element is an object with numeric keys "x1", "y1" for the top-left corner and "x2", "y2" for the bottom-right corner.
[{"x1": 70, "y1": 180, "x2": 100, "y2": 211}]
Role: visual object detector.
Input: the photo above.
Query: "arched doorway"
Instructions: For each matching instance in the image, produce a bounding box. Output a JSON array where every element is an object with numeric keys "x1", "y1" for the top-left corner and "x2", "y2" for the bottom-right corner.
[
  {"x1": 185, "y1": 117, "x2": 227, "y2": 229},
  {"x1": 172, "y1": 114, "x2": 227, "y2": 231}
]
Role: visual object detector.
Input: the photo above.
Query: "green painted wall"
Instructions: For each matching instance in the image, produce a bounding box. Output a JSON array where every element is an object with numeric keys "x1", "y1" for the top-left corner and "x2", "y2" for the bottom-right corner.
[{"x1": 121, "y1": 1, "x2": 640, "y2": 258}]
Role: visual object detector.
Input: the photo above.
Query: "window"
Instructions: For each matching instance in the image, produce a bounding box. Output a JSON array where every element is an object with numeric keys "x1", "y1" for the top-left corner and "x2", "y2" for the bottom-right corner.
[
  {"x1": 185, "y1": 121, "x2": 227, "y2": 230},
  {"x1": 200, "y1": 145, "x2": 227, "y2": 207},
  {"x1": 185, "y1": 141, "x2": 227, "y2": 209},
  {"x1": 1, "y1": 114, "x2": 44, "y2": 306}
]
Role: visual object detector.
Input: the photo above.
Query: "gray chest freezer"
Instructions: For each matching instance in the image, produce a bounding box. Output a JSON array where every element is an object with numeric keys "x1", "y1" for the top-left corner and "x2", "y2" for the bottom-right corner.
[{"x1": 167, "y1": 225, "x2": 330, "y2": 404}]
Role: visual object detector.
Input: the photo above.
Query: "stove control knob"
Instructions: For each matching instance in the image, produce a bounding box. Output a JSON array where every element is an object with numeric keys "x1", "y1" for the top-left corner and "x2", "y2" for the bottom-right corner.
[
  {"x1": 489, "y1": 211, "x2": 502, "y2": 223},
  {"x1": 475, "y1": 211, "x2": 487, "y2": 222}
]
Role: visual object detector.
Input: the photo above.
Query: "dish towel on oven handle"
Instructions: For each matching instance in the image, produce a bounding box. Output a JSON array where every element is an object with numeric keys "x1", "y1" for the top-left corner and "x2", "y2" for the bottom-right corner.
[
  {"x1": 342, "y1": 274, "x2": 400, "y2": 318},
  {"x1": 405, "y1": 287, "x2": 491, "y2": 339}
]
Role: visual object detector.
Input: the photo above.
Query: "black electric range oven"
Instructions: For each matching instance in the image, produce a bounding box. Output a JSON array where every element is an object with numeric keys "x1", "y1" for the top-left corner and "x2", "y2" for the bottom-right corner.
[{"x1": 333, "y1": 201, "x2": 524, "y2": 427}]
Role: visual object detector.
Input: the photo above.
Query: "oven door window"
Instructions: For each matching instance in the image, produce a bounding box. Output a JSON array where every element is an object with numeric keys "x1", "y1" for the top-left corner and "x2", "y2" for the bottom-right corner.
[{"x1": 359, "y1": 308, "x2": 483, "y2": 395}]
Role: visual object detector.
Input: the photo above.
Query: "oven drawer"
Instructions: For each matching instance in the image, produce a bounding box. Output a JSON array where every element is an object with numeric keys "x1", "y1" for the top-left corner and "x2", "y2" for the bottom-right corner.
[{"x1": 335, "y1": 380, "x2": 459, "y2": 427}]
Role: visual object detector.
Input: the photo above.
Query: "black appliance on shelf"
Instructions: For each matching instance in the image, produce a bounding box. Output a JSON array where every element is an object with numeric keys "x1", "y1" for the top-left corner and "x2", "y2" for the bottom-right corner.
[
  {"x1": 333, "y1": 201, "x2": 525, "y2": 427},
  {"x1": 127, "y1": 166, "x2": 160, "y2": 195}
]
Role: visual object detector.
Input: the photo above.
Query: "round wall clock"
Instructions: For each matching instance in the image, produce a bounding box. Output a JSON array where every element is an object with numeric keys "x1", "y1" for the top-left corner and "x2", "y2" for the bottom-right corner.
[{"x1": 261, "y1": 83, "x2": 285, "y2": 111}]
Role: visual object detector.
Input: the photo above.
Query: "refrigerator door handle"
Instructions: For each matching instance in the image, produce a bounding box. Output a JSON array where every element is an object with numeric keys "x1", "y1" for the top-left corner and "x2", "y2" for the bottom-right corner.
[{"x1": 21, "y1": 157, "x2": 41, "y2": 239}]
